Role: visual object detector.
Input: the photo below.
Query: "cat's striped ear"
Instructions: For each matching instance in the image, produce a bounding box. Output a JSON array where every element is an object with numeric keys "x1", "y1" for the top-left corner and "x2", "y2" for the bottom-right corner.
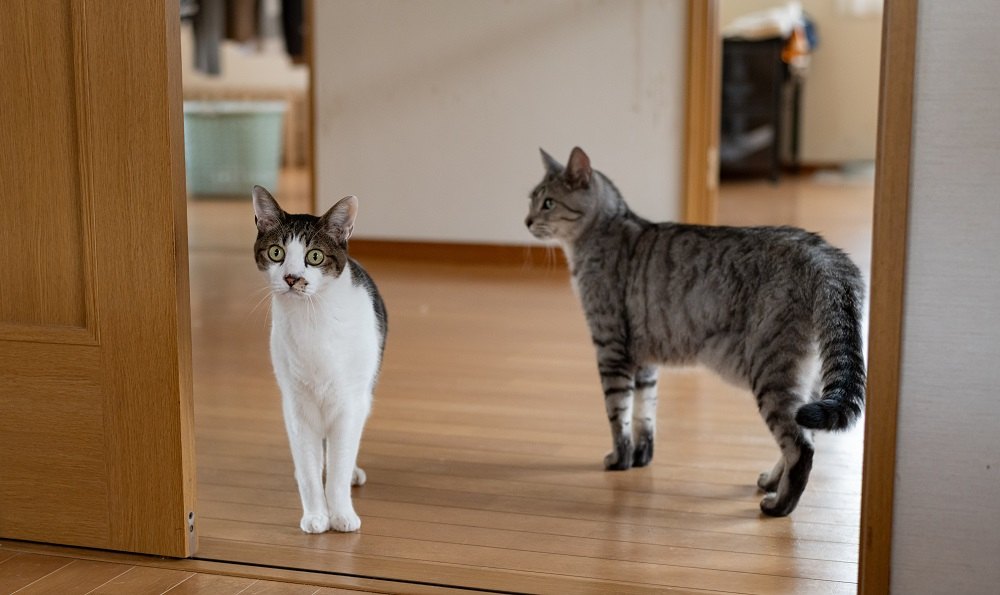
[
  {"x1": 565, "y1": 147, "x2": 592, "y2": 190},
  {"x1": 252, "y1": 185, "x2": 284, "y2": 232},
  {"x1": 321, "y1": 195, "x2": 358, "y2": 245},
  {"x1": 540, "y1": 148, "x2": 563, "y2": 175}
]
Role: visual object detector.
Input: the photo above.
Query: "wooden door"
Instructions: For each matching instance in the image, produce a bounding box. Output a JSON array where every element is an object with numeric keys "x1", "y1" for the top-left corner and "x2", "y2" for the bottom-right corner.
[{"x1": 0, "y1": 0, "x2": 196, "y2": 557}]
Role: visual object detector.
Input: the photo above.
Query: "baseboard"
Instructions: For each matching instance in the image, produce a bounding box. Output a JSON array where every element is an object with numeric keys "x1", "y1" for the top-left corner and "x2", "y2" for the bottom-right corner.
[{"x1": 348, "y1": 239, "x2": 567, "y2": 268}]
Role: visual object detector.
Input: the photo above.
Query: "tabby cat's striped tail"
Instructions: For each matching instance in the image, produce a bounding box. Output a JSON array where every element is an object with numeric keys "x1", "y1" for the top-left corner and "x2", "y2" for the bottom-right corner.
[{"x1": 796, "y1": 272, "x2": 866, "y2": 431}]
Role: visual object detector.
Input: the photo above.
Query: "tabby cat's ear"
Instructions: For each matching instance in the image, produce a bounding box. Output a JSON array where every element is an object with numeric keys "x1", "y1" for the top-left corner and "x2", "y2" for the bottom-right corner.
[
  {"x1": 252, "y1": 185, "x2": 284, "y2": 232},
  {"x1": 320, "y1": 195, "x2": 358, "y2": 245},
  {"x1": 540, "y1": 148, "x2": 563, "y2": 175},
  {"x1": 565, "y1": 147, "x2": 592, "y2": 190}
]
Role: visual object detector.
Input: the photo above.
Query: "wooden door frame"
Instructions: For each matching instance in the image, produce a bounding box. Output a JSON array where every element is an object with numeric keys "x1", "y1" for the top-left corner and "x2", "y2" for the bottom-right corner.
[
  {"x1": 683, "y1": 0, "x2": 721, "y2": 225},
  {"x1": 683, "y1": 2, "x2": 918, "y2": 592},
  {"x1": 858, "y1": 1, "x2": 917, "y2": 592}
]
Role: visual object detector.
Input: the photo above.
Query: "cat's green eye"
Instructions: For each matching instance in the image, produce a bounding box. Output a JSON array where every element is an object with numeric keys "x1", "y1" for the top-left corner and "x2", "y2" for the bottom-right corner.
[
  {"x1": 267, "y1": 245, "x2": 285, "y2": 262},
  {"x1": 542, "y1": 198, "x2": 555, "y2": 210},
  {"x1": 306, "y1": 249, "x2": 325, "y2": 266}
]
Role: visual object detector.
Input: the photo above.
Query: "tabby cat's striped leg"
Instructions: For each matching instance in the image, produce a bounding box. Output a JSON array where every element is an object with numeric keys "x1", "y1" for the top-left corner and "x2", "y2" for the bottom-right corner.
[
  {"x1": 599, "y1": 364, "x2": 636, "y2": 471},
  {"x1": 632, "y1": 366, "x2": 659, "y2": 468},
  {"x1": 755, "y1": 388, "x2": 814, "y2": 517}
]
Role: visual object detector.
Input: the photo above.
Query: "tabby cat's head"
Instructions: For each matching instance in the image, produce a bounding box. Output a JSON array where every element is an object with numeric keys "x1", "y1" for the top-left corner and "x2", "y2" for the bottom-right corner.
[
  {"x1": 525, "y1": 147, "x2": 616, "y2": 243},
  {"x1": 252, "y1": 185, "x2": 357, "y2": 298}
]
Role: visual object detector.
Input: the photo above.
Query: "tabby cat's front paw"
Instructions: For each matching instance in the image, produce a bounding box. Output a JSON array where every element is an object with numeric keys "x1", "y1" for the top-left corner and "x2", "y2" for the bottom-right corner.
[
  {"x1": 299, "y1": 513, "x2": 330, "y2": 534},
  {"x1": 329, "y1": 509, "x2": 362, "y2": 532}
]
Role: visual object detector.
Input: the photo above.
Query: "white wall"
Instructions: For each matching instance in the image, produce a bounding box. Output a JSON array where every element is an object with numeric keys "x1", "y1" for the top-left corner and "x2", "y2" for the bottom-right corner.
[
  {"x1": 891, "y1": 1, "x2": 1000, "y2": 592},
  {"x1": 313, "y1": 0, "x2": 686, "y2": 244},
  {"x1": 720, "y1": 1, "x2": 882, "y2": 163}
]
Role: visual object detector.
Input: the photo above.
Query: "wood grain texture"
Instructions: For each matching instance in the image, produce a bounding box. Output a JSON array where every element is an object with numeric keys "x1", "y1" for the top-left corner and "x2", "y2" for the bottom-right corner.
[
  {"x1": 683, "y1": 0, "x2": 721, "y2": 225},
  {"x1": 0, "y1": 553, "x2": 73, "y2": 594},
  {"x1": 0, "y1": 540, "x2": 510, "y2": 594},
  {"x1": 0, "y1": 344, "x2": 109, "y2": 544},
  {"x1": 88, "y1": 566, "x2": 196, "y2": 594},
  {"x1": 13, "y1": 560, "x2": 132, "y2": 595},
  {"x1": 859, "y1": 1, "x2": 917, "y2": 593},
  {"x1": 82, "y1": 0, "x2": 196, "y2": 557},
  {"x1": 186, "y1": 171, "x2": 869, "y2": 593},
  {"x1": 0, "y1": 0, "x2": 89, "y2": 337},
  {"x1": 165, "y1": 0, "x2": 200, "y2": 558},
  {"x1": 0, "y1": 0, "x2": 195, "y2": 557}
]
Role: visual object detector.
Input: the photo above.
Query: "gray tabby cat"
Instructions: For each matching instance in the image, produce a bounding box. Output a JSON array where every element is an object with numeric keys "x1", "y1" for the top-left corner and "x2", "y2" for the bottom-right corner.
[{"x1": 525, "y1": 147, "x2": 865, "y2": 517}]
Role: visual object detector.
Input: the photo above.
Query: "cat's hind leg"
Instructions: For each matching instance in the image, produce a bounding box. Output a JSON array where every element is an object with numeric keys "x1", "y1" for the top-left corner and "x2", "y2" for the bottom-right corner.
[
  {"x1": 632, "y1": 366, "x2": 659, "y2": 468},
  {"x1": 754, "y1": 387, "x2": 814, "y2": 517}
]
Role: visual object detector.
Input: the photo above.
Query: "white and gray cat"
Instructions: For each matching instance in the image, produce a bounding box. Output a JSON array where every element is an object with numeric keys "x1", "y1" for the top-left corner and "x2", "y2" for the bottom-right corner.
[
  {"x1": 252, "y1": 185, "x2": 387, "y2": 533},
  {"x1": 525, "y1": 147, "x2": 866, "y2": 517}
]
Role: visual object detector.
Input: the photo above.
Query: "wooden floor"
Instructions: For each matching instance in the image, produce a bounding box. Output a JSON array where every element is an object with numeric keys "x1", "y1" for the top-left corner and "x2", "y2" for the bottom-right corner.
[
  {"x1": 177, "y1": 170, "x2": 873, "y2": 594},
  {"x1": 0, "y1": 170, "x2": 872, "y2": 594},
  {"x1": 0, "y1": 547, "x2": 360, "y2": 595}
]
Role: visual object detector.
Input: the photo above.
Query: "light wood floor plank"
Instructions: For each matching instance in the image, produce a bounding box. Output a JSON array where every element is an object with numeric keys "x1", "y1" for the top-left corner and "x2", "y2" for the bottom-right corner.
[
  {"x1": 197, "y1": 462, "x2": 859, "y2": 531},
  {"x1": 162, "y1": 572, "x2": 258, "y2": 594},
  {"x1": 198, "y1": 537, "x2": 751, "y2": 595},
  {"x1": 195, "y1": 479, "x2": 858, "y2": 546},
  {"x1": 13, "y1": 560, "x2": 132, "y2": 595},
  {"x1": 0, "y1": 540, "x2": 464, "y2": 595},
  {"x1": 195, "y1": 502, "x2": 855, "y2": 582},
  {"x1": 239, "y1": 581, "x2": 321, "y2": 595},
  {"x1": 0, "y1": 553, "x2": 73, "y2": 594},
  {"x1": 200, "y1": 529, "x2": 853, "y2": 595},
  {"x1": 197, "y1": 496, "x2": 857, "y2": 563},
  {"x1": 195, "y1": 447, "x2": 859, "y2": 514},
  {"x1": 86, "y1": 566, "x2": 195, "y2": 594}
]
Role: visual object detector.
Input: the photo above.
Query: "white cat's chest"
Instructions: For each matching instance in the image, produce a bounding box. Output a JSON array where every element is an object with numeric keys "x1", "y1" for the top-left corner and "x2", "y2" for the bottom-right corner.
[{"x1": 269, "y1": 267, "x2": 379, "y2": 397}]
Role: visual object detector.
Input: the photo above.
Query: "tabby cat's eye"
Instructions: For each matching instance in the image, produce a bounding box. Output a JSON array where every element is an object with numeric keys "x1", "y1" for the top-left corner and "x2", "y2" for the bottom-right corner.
[
  {"x1": 267, "y1": 245, "x2": 285, "y2": 262},
  {"x1": 542, "y1": 198, "x2": 555, "y2": 210},
  {"x1": 306, "y1": 249, "x2": 325, "y2": 266}
]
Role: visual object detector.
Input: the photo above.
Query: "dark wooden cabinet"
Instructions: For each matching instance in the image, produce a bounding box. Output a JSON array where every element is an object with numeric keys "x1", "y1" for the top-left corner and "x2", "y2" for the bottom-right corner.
[{"x1": 720, "y1": 37, "x2": 800, "y2": 181}]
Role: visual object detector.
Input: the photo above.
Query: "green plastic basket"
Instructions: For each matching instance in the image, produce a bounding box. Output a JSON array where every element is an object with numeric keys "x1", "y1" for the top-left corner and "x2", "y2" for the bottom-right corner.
[{"x1": 183, "y1": 100, "x2": 287, "y2": 196}]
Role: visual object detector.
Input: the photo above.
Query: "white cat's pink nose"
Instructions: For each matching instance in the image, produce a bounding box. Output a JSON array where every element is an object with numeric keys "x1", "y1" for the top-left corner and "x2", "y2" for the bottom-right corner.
[{"x1": 284, "y1": 274, "x2": 304, "y2": 288}]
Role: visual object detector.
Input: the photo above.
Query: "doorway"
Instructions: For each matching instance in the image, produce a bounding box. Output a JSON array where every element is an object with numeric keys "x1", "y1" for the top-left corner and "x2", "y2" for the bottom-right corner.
[{"x1": 179, "y1": 1, "x2": 907, "y2": 593}]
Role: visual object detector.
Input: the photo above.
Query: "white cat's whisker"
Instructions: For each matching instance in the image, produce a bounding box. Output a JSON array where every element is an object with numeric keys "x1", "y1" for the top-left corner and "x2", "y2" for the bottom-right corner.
[{"x1": 247, "y1": 289, "x2": 274, "y2": 318}]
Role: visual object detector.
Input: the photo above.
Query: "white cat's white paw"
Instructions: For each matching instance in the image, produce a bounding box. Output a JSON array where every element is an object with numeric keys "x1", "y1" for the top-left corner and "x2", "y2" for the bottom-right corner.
[
  {"x1": 299, "y1": 513, "x2": 330, "y2": 534},
  {"x1": 329, "y1": 510, "x2": 361, "y2": 532},
  {"x1": 352, "y1": 466, "x2": 367, "y2": 486}
]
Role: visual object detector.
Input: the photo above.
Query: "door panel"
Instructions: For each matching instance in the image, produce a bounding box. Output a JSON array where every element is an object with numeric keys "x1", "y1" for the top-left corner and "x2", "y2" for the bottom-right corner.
[
  {"x1": 1, "y1": 345, "x2": 108, "y2": 546},
  {"x1": 1, "y1": 0, "x2": 96, "y2": 344},
  {"x1": 0, "y1": 0, "x2": 196, "y2": 557}
]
